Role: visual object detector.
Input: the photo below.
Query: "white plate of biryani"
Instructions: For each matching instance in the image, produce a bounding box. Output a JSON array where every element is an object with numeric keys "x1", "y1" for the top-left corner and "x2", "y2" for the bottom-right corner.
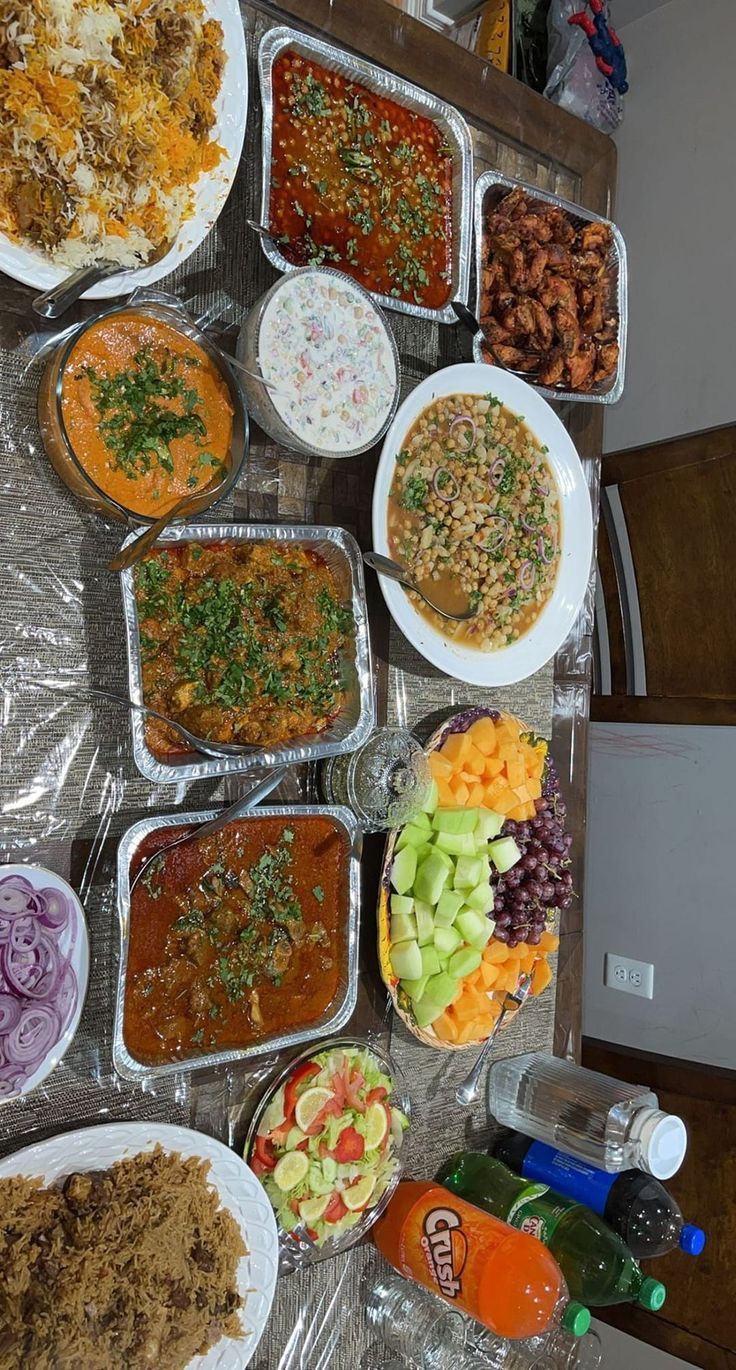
[
  {"x1": 0, "y1": 1122, "x2": 279, "y2": 1368},
  {"x1": 0, "y1": 0, "x2": 247, "y2": 297},
  {"x1": 371, "y1": 361, "x2": 593, "y2": 686}
]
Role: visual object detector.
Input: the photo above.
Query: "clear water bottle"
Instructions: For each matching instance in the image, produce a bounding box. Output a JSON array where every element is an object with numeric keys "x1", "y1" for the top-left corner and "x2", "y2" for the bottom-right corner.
[
  {"x1": 470, "y1": 1324, "x2": 602, "y2": 1370},
  {"x1": 365, "y1": 1274, "x2": 480, "y2": 1370},
  {"x1": 488, "y1": 1053, "x2": 688, "y2": 1179}
]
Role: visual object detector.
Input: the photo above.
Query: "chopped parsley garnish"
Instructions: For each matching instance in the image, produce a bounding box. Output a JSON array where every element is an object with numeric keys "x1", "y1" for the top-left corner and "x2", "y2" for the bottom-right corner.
[
  {"x1": 82, "y1": 348, "x2": 209, "y2": 480},
  {"x1": 400, "y1": 474, "x2": 428, "y2": 511},
  {"x1": 312, "y1": 885, "x2": 325, "y2": 903}
]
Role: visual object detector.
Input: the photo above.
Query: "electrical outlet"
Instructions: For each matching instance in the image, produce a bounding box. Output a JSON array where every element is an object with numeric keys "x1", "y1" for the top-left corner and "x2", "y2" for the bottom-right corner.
[{"x1": 604, "y1": 953, "x2": 654, "y2": 1000}]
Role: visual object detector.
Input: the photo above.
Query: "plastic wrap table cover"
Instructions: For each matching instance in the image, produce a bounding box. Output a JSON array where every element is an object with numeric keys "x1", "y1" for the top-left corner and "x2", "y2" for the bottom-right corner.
[{"x1": 0, "y1": 3, "x2": 600, "y2": 1365}]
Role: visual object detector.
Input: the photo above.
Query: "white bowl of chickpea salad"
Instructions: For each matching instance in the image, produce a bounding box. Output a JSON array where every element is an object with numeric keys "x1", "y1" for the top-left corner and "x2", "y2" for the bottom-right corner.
[{"x1": 372, "y1": 363, "x2": 593, "y2": 685}]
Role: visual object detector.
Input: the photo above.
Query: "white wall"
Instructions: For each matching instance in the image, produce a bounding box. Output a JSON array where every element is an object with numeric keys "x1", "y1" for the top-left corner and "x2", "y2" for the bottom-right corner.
[
  {"x1": 592, "y1": 1320, "x2": 695, "y2": 1369},
  {"x1": 603, "y1": 0, "x2": 736, "y2": 453},
  {"x1": 583, "y1": 725, "x2": 736, "y2": 1068}
]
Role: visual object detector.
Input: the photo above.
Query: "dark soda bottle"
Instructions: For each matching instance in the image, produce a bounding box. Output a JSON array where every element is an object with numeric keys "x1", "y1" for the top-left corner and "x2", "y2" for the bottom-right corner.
[
  {"x1": 437, "y1": 1152, "x2": 667, "y2": 1310},
  {"x1": 494, "y1": 1131, "x2": 705, "y2": 1261}
]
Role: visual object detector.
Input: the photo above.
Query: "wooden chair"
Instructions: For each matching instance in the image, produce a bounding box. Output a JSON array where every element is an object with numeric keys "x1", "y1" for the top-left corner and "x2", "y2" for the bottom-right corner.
[{"x1": 592, "y1": 422, "x2": 736, "y2": 725}]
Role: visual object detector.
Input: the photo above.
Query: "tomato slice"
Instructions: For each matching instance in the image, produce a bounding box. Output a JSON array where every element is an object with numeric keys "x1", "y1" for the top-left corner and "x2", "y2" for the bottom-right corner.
[
  {"x1": 366, "y1": 1086, "x2": 388, "y2": 1104},
  {"x1": 250, "y1": 1156, "x2": 268, "y2": 1179},
  {"x1": 254, "y1": 1134, "x2": 277, "y2": 1170},
  {"x1": 284, "y1": 1060, "x2": 320, "y2": 1118},
  {"x1": 331, "y1": 1125, "x2": 365, "y2": 1163},
  {"x1": 324, "y1": 1192, "x2": 348, "y2": 1224}
]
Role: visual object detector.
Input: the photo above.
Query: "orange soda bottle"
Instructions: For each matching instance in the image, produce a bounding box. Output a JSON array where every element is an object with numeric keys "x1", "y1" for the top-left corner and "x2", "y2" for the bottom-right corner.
[{"x1": 372, "y1": 1180, "x2": 590, "y2": 1341}]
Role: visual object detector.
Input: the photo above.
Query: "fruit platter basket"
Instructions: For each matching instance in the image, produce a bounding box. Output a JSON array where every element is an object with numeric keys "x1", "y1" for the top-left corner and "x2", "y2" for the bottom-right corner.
[{"x1": 377, "y1": 707, "x2": 572, "y2": 1051}]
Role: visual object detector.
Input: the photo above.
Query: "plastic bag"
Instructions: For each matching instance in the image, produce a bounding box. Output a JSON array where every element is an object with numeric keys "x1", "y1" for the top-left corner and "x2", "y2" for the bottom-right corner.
[{"x1": 544, "y1": 0, "x2": 625, "y2": 134}]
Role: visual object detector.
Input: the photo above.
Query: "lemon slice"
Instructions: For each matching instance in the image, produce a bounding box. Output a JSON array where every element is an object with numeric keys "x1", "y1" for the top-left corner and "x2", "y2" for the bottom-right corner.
[
  {"x1": 295, "y1": 1086, "x2": 332, "y2": 1133},
  {"x1": 298, "y1": 1193, "x2": 330, "y2": 1223},
  {"x1": 273, "y1": 1149, "x2": 309, "y2": 1192},
  {"x1": 364, "y1": 1101, "x2": 389, "y2": 1150},
  {"x1": 343, "y1": 1175, "x2": 376, "y2": 1212}
]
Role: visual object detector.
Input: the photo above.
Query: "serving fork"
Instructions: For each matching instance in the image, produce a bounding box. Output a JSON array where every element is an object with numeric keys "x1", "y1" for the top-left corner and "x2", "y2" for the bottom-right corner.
[{"x1": 451, "y1": 300, "x2": 542, "y2": 382}]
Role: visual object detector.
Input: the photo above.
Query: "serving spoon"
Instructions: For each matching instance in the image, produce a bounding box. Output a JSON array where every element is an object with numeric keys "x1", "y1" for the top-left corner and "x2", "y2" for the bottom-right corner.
[
  {"x1": 39, "y1": 682, "x2": 259, "y2": 760},
  {"x1": 129, "y1": 765, "x2": 288, "y2": 895},
  {"x1": 246, "y1": 218, "x2": 310, "y2": 266},
  {"x1": 363, "y1": 551, "x2": 479, "y2": 623},
  {"x1": 455, "y1": 973, "x2": 533, "y2": 1106},
  {"x1": 32, "y1": 236, "x2": 175, "y2": 320},
  {"x1": 107, "y1": 470, "x2": 227, "y2": 573}
]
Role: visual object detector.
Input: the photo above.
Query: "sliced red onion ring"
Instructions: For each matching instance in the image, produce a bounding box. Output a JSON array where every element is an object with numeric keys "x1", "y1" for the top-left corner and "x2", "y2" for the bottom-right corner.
[
  {"x1": 0, "y1": 1072, "x2": 26, "y2": 1097},
  {"x1": 535, "y1": 481, "x2": 550, "y2": 497},
  {"x1": 485, "y1": 515, "x2": 509, "y2": 550},
  {"x1": 38, "y1": 887, "x2": 70, "y2": 928},
  {"x1": 449, "y1": 415, "x2": 476, "y2": 451},
  {"x1": 432, "y1": 468, "x2": 458, "y2": 502},
  {"x1": 0, "y1": 917, "x2": 10, "y2": 946},
  {"x1": 0, "y1": 993, "x2": 22, "y2": 1034},
  {"x1": 2, "y1": 932, "x2": 61, "y2": 1001},
  {"x1": 521, "y1": 516, "x2": 538, "y2": 534},
  {"x1": 491, "y1": 457, "x2": 505, "y2": 486},
  {"x1": 537, "y1": 535, "x2": 555, "y2": 565},
  {"x1": 0, "y1": 886, "x2": 33, "y2": 916},
  {"x1": 10, "y1": 916, "x2": 40, "y2": 954},
  {"x1": 7, "y1": 1004, "x2": 61, "y2": 1066},
  {"x1": 519, "y1": 561, "x2": 536, "y2": 592},
  {"x1": 56, "y1": 963, "x2": 78, "y2": 1029}
]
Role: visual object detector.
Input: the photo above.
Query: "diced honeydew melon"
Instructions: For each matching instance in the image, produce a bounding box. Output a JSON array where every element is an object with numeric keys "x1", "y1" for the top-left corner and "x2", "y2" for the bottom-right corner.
[
  {"x1": 390, "y1": 911, "x2": 418, "y2": 944},
  {"x1": 414, "y1": 901, "x2": 435, "y2": 946},
  {"x1": 432, "y1": 807, "x2": 479, "y2": 835},
  {"x1": 396, "y1": 822, "x2": 432, "y2": 853},
  {"x1": 414, "y1": 852, "x2": 451, "y2": 905},
  {"x1": 434, "y1": 830, "x2": 478, "y2": 857},
  {"x1": 465, "y1": 882, "x2": 495, "y2": 917},
  {"x1": 390, "y1": 938, "x2": 423, "y2": 981},
  {"x1": 400, "y1": 974, "x2": 428, "y2": 1002},
  {"x1": 449, "y1": 946, "x2": 483, "y2": 979},
  {"x1": 434, "y1": 889, "x2": 465, "y2": 927},
  {"x1": 421, "y1": 778, "x2": 439, "y2": 814},
  {"x1": 391, "y1": 846, "x2": 417, "y2": 895},
  {"x1": 390, "y1": 894, "x2": 414, "y2": 919},
  {"x1": 477, "y1": 856, "x2": 492, "y2": 884},
  {"x1": 453, "y1": 855, "x2": 484, "y2": 890},
  {"x1": 415, "y1": 842, "x2": 435, "y2": 866},
  {"x1": 430, "y1": 846, "x2": 454, "y2": 873},
  {"x1": 413, "y1": 995, "x2": 445, "y2": 1028},
  {"x1": 488, "y1": 836, "x2": 522, "y2": 874},
  {"x1": 420, "y1": 944, "x2": 441, "y2": 978},
  {"x1": 456, "y1": 908, "x2": 494, "y2": 950},
  {"x1": 424, "y1": 971, "x2": 461, "y2": 1010},
  {"x1": 411, "y1": 809, "x2": 432, "y2": 832},
  {"x1": 434, "y1": 924, "x2": 462, "y2": 956},
  {"x1": 455, "y1": 907, "x2": 492, "y2": 946},
  {"x1": 476, "y1": 809, "x2": 505, "y2": 841}
]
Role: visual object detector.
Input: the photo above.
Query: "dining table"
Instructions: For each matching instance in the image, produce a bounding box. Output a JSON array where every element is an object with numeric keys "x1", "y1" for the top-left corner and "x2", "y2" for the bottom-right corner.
[{"x1": 0, "y1": 0, "x2": 617, "y2": 1363}]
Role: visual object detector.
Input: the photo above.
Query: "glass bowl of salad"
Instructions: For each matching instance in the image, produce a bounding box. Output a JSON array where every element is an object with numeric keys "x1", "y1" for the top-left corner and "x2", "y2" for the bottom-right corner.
[{"x1": 245, "y1": 1035, "x2": 410, "y2": 1257}]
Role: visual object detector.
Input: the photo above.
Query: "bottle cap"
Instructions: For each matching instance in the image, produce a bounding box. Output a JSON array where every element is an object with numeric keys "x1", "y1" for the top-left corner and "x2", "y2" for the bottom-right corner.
[
  {"x1": 639, "y1": 1277, "x2": 666, "y2": 1311},
  {"x1": 631, "y1": 1107, "x2": 687, "y2": 1179},
  {"x1": 562, "y1": 1302, "x2": 591, "y2": 1337},
  {"x1": 680, "y1": 1224, "x2": 706, "y2": 1255}
]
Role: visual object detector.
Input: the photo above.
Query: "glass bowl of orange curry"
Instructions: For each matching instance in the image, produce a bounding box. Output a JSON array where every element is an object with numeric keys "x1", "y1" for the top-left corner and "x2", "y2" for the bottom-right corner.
[{"x1": 37, "y1": 298, "x2": 247, "y2": 525}]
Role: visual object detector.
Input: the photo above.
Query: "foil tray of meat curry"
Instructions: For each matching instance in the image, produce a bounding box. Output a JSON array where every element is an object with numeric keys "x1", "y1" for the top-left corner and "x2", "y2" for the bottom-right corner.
[
  {"x1": 113, "y1": 805, "x2": 361, "y2": 1079},
  {"x1": 257, "y1": 26, "x2": 472, "y2": 323},
  {"x1": 473, "y1": 171, "x2": 627, "y2": 404},
  {"x1": 120, "y1": 523, "x2": 375, "y2": 784}
]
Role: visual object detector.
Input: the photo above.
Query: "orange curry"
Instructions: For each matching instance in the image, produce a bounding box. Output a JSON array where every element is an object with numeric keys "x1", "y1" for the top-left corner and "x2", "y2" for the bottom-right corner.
[
  {"x1": 124, "y1": 815, "x2": 348, "y2": 1065},
  {"x1": 61, "y1": 310, "x2": 233, "y2": 517}
]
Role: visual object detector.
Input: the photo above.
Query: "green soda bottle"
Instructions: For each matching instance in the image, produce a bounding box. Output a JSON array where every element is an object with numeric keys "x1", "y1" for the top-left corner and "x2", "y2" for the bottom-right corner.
[{"x1": 437, "y1": 1152, "x2": 666, "y2": 1311}]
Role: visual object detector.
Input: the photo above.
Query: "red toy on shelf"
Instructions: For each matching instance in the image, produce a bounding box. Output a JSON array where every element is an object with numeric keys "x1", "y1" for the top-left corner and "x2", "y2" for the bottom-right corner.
[{"x1": 569, "y1": 0, "x2": 629, "y2": 94}]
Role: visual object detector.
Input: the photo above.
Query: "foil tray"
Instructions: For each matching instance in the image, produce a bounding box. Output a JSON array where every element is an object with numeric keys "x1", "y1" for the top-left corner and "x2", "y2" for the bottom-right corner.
[
  {"x1": 119, "y1": 522, "x2": 375, "y2": 784},
  {"x1": 113, "y1": 805, "x2": 361, "y2": 1081},
  {"x1": 257, "y1": 24, "x2": 473, "y2": 323},
  {"x1": 473, "y1": 169, "x2": 628, "y2": 405}
]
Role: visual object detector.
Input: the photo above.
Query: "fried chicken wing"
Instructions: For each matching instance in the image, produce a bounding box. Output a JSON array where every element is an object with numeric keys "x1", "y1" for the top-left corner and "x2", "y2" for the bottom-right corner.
[{"x1": 567, "y1": 341, "x2": 596, "y2": 390}]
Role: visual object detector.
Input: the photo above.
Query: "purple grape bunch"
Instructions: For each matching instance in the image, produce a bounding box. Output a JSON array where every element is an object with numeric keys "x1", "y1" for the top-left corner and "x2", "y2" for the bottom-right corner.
[{"x1": 491, "y1": 757, "x2": 574, "y2": 948}]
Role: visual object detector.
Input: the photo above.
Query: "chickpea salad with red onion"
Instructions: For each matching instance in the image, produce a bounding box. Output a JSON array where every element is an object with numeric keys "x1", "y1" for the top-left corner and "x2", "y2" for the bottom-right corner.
[{"x1": 386, "y1": 392, "x2": 561, "y2": 650}]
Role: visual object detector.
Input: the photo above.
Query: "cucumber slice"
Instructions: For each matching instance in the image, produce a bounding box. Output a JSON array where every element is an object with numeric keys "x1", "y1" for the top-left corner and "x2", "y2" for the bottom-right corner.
[
  {"x1": 390, "y1": 911, "x2": 418, "y2": 944},
  {"x1": 432, "y1": 807, "x2": 479, "y2": 835},
  {"x1": 453, "y1": 855, "x2": 484, "y2": 890},
  {"x1": 415, "y1": 901, "x2": 435, "y2": 947},
  {"x1": 412, "y1": 995, "x2": 445, "y2": 1028},
  {"x1": 421, "y1": 778, "x2": 439, "y2": 815},
  {"x1": 424, "y1": 971, "x2": 461, "y2": 1010},
  {"x1": 390, "y1": 938, "x2": 423, "y2": 981},
  {"x1": 400, "y1": 974, "x2": 428, "y2": 1002},
  {"x1": 476, "y1": 809, "x2": 505, "y2": 841},
  {"x1": 420, "y1": 944, "x2": 441, "y2": 977},
  {"x1": 434, "y1": 889, "x2": 465, "y2": 927},
  {"x1": 449, "y1": 946, "x2": 482, "y2": 979},
  {"x1": 391, "y1": 846, "x2": 418, "y2": 895},
  {"x1": 455, "y1": 907, "x2": 490, "y2": 945},
  {"x1": 464, "y1": 882, "x2": 495, "y2": 917},
  {"x1": 390, "y1": 894, "x2": 414, "y2": 918},
  {"x1": 414, "y1": 852, "x2": 450, "y2": 906},
  {"x1": 396, "y1": 822, "x2": 432, "y2": 853},
  {"x1": 434, "y1": 830, "x2": 477, "y2": 857},
  {"x1": 434, "y1": 924, "x2": 462, "y2": 956},
  {"x1": 488, "y1": 836, "x2": 522, "y2": 874}
]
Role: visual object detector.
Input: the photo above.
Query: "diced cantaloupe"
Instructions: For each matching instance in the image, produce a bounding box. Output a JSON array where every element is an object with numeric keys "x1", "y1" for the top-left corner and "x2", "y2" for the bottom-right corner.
[
  {"x1": 484, "y1": 941, "x2": 510, "y2": 964},
  {"x1": 436, "y1": 778, "x2": 457, "y2": 807},
  {"x1": 484, "y1": 775, "x2": 509, "y2": 805},
  {"x1": 433, "y1": 1011, "x2": 459, "y2": 1042},
  {"x1": 531, "y1": 959, "x2": 553, "y2": 997},
  {"x1": 492, "y1": 788, "x2": 518, "y2": 815},
  {"x1": 507, "y1": 803, "x2": 528, "y2": 821},
  {"x1": 505, "y1": 943, "x2": 528, "y2": 960},
  {"x1": 505, "y1": 758, "x2": 525, "y2": 788},
  {"x1": 467, "y1": 782, "x2": 486, "y2": 807},
  {"x1": 527, "y1": 776, "x2": 542, "y2": 800},
  {"x1": 467, "y1": 716, "x2": 498, "y2": 756},
  {"x1": 442, "y1": 732, "x2": 472, "y2": 766},
  {"x1": 484, "y1": 755, "x2": 505, "y2": 779},
  {"x1": 480, "y1": 960, "x2": 500, "y2": 987},
  {"x1": 498, "y1": 743, "x2": 518, "y2": 764},
  {"x1": 429, "y1": 752, "x2": 454, "y2": 781},
  {"x1": 464, "y1": 742, "x2": 487, "y2": 777},
  {"x1": 539, "y1": 930, "x2": 560, "y2": 952},
  {"x1": 450, "y1": 779, "x2": 470, "y2": 806}
]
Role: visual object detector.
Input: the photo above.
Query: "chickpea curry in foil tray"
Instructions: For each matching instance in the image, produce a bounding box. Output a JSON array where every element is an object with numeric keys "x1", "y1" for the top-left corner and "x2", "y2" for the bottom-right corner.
[
  {"x1": 115, "y1": 808, "x2": 360, "y2": 1076},
  {"x1": 124, "y1": 530, "x2": 372, "y2": 779}
]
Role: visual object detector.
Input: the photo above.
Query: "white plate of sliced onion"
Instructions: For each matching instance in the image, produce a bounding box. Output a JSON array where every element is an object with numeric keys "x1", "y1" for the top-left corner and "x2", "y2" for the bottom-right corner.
[{"x1": 0, "y1": 865, "x2": 89, "y2": 1102}]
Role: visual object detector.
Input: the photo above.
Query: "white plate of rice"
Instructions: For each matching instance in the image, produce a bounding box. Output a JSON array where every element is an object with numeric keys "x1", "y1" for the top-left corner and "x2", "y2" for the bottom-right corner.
[{"x1": 0, "y1": 0, "x2": 247, "y2": 297}]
